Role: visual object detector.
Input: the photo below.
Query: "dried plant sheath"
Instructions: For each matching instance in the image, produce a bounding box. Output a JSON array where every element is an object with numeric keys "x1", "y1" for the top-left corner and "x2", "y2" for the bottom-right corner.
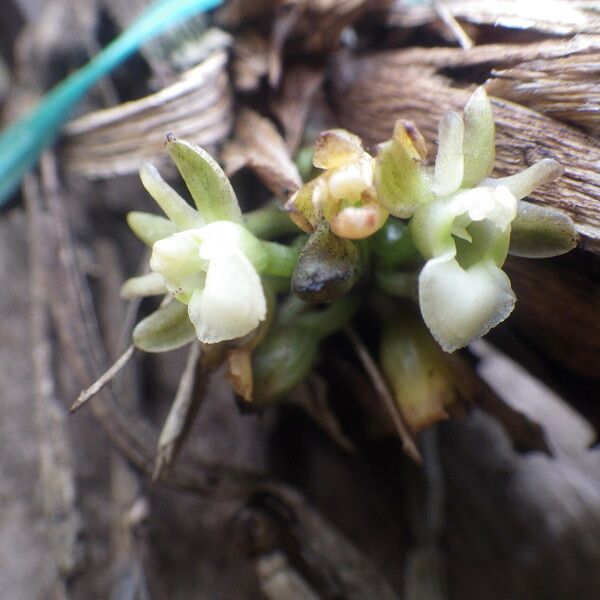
[
  {"x1": 222, "y1": 109, "x2": 302, "y2": 200},
  {"x1": 61, "y1": 51, "x2": 232, "y2": 177}
]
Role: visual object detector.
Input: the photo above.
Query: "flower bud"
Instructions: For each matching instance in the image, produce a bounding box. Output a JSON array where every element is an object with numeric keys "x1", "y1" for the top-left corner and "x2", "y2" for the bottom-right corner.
[
  {"x1": 380, "y1": 307, "x2": 458, "y2": 432},
  {"x1": 251, "y1": 323, "x2": 321, "y2": 406},
  {"x1": 292, "y1": 229, "x2": 361, "y2": 302}
]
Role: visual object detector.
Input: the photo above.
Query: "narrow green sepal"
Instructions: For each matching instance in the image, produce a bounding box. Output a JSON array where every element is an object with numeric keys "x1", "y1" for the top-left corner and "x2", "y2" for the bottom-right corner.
[
  {"x1": 139, "y1": 163, "x2": 203, "y2": 229},
  {"x1": 373, "y1": 121, "x2": 435, "y2": 218},
  {"x1": 462, "y1": 87, "x2": 495, "y2": 187},
  {"x1": 121, "y1": 272, "x2": 166, "y2": 299},
  {"x1": 127, "y1": 211, "x2": 177, "y2": 247},
  {"x1": 133, "y1": 300, "x2": 196, "y2": 352}
]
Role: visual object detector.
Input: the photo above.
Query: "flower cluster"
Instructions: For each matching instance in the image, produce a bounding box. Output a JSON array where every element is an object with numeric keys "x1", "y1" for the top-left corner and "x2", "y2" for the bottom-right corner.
[{"x1": 123, "y1": 88, "x2": 577, "y2": 431}]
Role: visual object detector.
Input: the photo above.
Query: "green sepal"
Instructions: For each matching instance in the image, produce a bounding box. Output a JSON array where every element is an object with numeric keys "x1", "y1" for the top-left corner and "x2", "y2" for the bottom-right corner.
[
  {"x1": 462, "y1": 87, "x2": 495, "y2": 187},
  {"x1": 509, "y1": 201, "x2": 578, "y2": 258},
  {"x1": 166, "y1": 136, "x2": 242, "y2": 224},
  {"x1": 133, "y1": 299, "x2": 196, "y2": 353},
  {"x1": 373, "y1": 121, "x2": 435, "y2": 218},
  {"x1": 127, "y1": 211, "x2": 178, "y2": 247},
  {"x1": 139, "y1": 163, "x2": 203, "y2": 230}
]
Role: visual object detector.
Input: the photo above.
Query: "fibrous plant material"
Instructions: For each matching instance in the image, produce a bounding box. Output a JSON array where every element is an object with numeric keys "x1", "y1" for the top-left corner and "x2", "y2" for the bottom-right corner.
[
  {"x1": 61, "y1": 50, "x2": 232, "y2": 177},
  {"x1": 388, "y1": 0, "x2": 600, "y2": 36}
]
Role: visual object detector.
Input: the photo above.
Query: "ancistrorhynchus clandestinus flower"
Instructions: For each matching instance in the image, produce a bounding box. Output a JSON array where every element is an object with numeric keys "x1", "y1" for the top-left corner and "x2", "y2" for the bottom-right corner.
[
  {"x1": 122, "y1": 136, "x2": 299, "y2": 349},
  {"x1": 377, "y1": 87, "x2": 565, "y2": 352},
  {"x1": 285, "y1": 129, "x2": 388, "y2": 239}
]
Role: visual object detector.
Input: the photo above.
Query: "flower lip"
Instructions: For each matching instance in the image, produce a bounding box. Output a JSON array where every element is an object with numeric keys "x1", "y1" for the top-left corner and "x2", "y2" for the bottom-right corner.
[
  {"x1": 411, "y1": 185, "x2": 518, "y2": 352},
  {"x1": 149, "y1": 221, "x2": 268, "y2": 344}
]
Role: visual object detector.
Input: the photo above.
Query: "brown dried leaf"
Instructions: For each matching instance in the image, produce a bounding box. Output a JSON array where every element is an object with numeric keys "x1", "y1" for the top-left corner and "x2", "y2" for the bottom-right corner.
[
  {"x1": 222, "y1": 109, "x2": 303, "y2": 200},
  {"x1": 215, "y1": 0, "x2": 278, "y2": 28},
  {"x1": 446, "y1": 353, "x2": 551, "y2": 455},
  {"x1": 270, "y1": 65, "x2": 324, "y2": 152},
  {"x1": 280, "y1": 0, "x2": 393, "y2": 54},
  {"x1": 231, "y1": 32, "x2": 271, "y2": 92},
  {"x1": 504, "y1": 255, "x2": 600, "y2": 380},
  {"x1": 287, "y1": 374, "x2": 357, "y2": 455},
  {"x1": 61, "y1": 51, "x2": 232, "y2": 177},
  {"x1": 368, "y1": 35, "x2": 600, "y2": 71}
]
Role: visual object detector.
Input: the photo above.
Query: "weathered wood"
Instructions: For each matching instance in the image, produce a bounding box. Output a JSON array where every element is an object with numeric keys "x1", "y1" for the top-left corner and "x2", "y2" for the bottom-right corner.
[{"x1": 504, "y1": 252, "x2": 600, "y2": 380}]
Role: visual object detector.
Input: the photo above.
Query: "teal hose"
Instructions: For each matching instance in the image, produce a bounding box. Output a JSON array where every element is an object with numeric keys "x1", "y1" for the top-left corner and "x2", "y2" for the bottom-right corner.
[{"x1": 0, "y1": 0, "x2": 222, "y2": 206}]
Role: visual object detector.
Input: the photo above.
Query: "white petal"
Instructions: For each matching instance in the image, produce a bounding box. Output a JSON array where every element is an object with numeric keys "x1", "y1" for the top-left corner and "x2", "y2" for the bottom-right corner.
[
  {"x1": 150, "y1": 230, "x2": 204, "y2": 293},
  {"x1": 483, "y1": 159, "x2": 562, "y2": 201},
  {"x1": 411, "y1": 187, "x2": 517, "y2": 259},
  {"x1": 327, "y1": 160, "x2": 372, "y2": 202},
  {"x1": 189, "y1": 250, "x2": 266, "y2": 344},
  {"x1": 418, "y1": 254, "x2": 515, "y2": 353},
  {"x1": 191, "y1": 220, "x2": 266, "y2": 271},
  {"x1": 432, "y1": 111, "x2": 464, "y2": 197}
]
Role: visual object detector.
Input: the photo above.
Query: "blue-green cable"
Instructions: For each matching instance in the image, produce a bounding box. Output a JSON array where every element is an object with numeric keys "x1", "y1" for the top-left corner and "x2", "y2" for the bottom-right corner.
[{"x1": 0, "y1": 0, "x2": 223, "y2": 207}]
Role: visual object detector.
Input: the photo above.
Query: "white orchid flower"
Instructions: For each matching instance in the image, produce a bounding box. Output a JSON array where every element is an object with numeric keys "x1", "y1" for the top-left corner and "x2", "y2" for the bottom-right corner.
[
  {"x1": 122, "y1": 137, "x2": 298, "y2": 352},
  {"x1": 150, "y1": 222, "x2": 267, "y2": 344},
  {"x1": 407, "y1": 87, "x2": 564, "y2": 352},
  {"x1": 411, "y1": 185, "x2": 517, "y2": 352}
]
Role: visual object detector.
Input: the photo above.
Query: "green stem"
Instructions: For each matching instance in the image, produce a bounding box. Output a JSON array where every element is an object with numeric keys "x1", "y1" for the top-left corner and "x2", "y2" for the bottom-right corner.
[
  {"x1": 0, "y1": 0, "x2": 222, "y2": 206},
  {"x1": 260, "y1": 240, "x2": 302, "y2": 277},
  {"x1": 375, "y1": 269, "x2": 418, "y2": 299},
  {"x1": 244, "y1": 206, "x2": 301, "y2": 239},
  {"x1": 297, "y1": 294, "x2": 361, "y2": 337},
  {"x1": 276, "y1": 294, "x2": 310, "y2": 325}
]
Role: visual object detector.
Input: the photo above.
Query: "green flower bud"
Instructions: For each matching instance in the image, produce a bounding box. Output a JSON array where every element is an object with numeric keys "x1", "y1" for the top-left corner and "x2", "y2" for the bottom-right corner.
[
  {"x1": 252, "y1": 295, "x2": 359, "y2": 405},
  {"x1": 252, "y1": 323, "x2": 321, "y2": 406},
  {"x1": 370, "y1": 217, "x2": 419, "y2": 268},
  {"x1": 380, "y1": 306, "x2": 458, "y2": 432},
  {"x1": 292, "y1": 228, "x2": 361, "y2": 302}
]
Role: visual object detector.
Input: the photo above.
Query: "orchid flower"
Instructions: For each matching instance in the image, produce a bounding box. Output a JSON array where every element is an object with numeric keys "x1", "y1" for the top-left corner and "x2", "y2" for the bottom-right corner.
[
  {"x1": 285, "y1": 129, "x2": 388, "y2": 239},
  {"x1": 405, "y1": 88, "x2": 564, "y2": 352},
  {"x1": 122, "y1": 137, "x2": 298, "y2": 350}
]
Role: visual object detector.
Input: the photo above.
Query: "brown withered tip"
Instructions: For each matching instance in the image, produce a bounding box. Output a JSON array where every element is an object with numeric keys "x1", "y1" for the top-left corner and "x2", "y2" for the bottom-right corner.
[{"x1": 399, "y1": 119, "x2": 428, "y2": 160}]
